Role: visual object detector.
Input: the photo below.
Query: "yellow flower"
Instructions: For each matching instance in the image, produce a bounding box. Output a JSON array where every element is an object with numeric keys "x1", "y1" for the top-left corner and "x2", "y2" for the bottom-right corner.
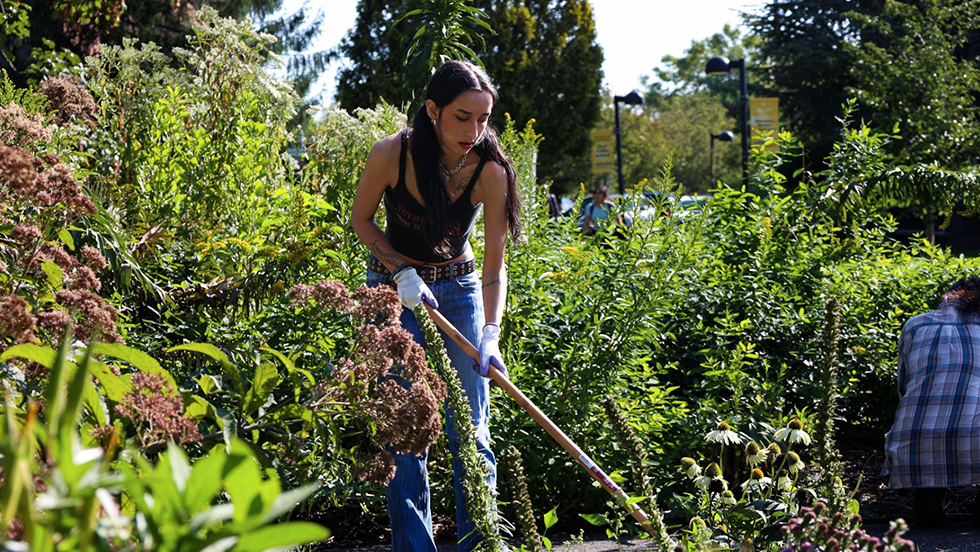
[{"x1": 226, "y1": 237, "x2": 252, "y2": 251}]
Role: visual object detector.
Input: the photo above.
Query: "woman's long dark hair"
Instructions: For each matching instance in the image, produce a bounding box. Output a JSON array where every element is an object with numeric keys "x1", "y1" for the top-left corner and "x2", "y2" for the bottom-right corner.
[{"x1": 409, "y1": 60, "x2": 522, "y2": 256}]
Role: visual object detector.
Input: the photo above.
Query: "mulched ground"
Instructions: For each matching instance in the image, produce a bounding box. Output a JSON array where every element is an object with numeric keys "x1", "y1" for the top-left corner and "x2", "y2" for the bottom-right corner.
[
  {"x1": 312, "y1": 449, "x2": 979, "y2": 549},
  {"x1": 842, "y1": 449, "x2": 978, "y2": 525}
]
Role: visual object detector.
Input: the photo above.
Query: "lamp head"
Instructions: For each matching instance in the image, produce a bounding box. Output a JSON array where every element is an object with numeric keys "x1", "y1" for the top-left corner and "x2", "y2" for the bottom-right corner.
[
  {"x1": 614, "y1": 90, "x2": 645, "y2": 106},
  {"x1": 705, "y1": 55, "x2": 732, "y2": 75},
  {"x1": 717, "y1": 130, "x2": 735, "y2": 142}
]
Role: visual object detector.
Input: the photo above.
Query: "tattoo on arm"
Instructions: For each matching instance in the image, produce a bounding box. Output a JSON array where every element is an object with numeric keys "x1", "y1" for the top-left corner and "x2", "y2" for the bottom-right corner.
[
  {"x1": 368, "y1": 240, "x2": 401, "y2": 268},
  {"x1": 482, "y1": 278, "x2": 501, "y2": 290}
]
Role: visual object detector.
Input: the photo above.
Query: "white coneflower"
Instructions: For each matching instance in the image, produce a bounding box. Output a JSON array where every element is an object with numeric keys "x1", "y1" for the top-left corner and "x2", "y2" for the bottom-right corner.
[
  {"x1": 681, "y1": 457, "x2": 702, "y2": 479},
  {"x1": 774, "y1": 419, "x2": 811, "y2": 446},
  {"x1": 697, "y1": 462, "x2": 726, "y2": 491},
  {"x1": 785, "y1": 451, "x2": 806, "y2": 474},
  {"x1": 745, "y1": 441, "x2": 767, "y2": 467},
  {"x1": 705, "y1": 421, "x2": 742, "y2": 446},
  {"x1": 740, "y1": 468, "x2": 771, "y2": 492},
  {"x1": 707, "y1": 477, "x2": 729, "y2": 494},
  {"x1": 777, "y1": 474, "x2": 793, "y2": 492},
  {"x1": 719, "y1": 490, "x2": 737, "y2": 506}
]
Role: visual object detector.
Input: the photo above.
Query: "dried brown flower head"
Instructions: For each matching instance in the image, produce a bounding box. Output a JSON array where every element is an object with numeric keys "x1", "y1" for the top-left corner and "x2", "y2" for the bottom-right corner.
[{"x1": 37, "y1": 77, "x2": 100, "y2": 130}]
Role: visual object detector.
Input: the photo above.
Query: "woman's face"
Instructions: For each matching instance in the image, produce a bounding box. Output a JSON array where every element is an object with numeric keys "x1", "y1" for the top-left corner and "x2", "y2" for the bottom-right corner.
[
  {"x1": 428, "y1": 89, "x2": 493, "y2": 158},
  {"x1": 595, "y1": 189, "x2": 607, "y2": 202}
]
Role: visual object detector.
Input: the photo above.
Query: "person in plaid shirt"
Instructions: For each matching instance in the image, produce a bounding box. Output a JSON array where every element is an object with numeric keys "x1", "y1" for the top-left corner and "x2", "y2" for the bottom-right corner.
[{"x1": 884, "y1": 276, "x2": 980, "y2": 528}]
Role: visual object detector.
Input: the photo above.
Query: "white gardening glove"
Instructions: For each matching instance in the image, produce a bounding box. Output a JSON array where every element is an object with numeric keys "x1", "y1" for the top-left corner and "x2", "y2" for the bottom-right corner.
[
  {"x1": 391, "y1": 265, "x2": 438, "y2": 309},
  {"x1": 473, "y1": 323, "x2": 507, "y2": 380}
]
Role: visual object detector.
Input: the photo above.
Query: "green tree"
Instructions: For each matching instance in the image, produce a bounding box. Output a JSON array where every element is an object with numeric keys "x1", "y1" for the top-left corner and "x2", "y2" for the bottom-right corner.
[
  {"x1": 624, "y1": 26, "x2": 757, "y2": 193},
  {"x1": 846, "y1": 0, "x2": 980, "y2": 168},
  {"x1": 650, "y1": 23, "x2": 763, "y2": 114},
  {"x1": 475, "y1": 0, "x2": 604, "y2": 195},
  {"x1": 746, "y1": 0, "x2": 883, "y2": 171},
  {"x1": 0, "y1": 0, "x2": 326, "y2": 96},
  {"x1": 600, "y1": 91, "x2": 740, "y2": 195},
  {"x1": 332, "y1": 0, "x2": 415, "y2": 111},
  {"x1": 334, "y1": 0, "x2": 604, "y2": 195}
]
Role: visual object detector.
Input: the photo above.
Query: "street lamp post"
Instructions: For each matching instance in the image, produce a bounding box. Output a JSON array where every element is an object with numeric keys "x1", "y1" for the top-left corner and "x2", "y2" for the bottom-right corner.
[
  {"x1": 705, "y1": 56, "x2": 748, "y2": 186},
  {"x1": 710, "y1": 130, "x2": 735, "y2": 185},
  {"x1": 613, "y1": 90, "x2": 644, "y2": 196}
]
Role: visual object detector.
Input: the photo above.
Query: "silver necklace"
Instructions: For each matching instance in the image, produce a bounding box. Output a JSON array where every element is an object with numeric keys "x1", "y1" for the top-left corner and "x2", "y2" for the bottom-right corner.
[{"x1": 440, "y1": 150, "x2": 469, "y2": 177}]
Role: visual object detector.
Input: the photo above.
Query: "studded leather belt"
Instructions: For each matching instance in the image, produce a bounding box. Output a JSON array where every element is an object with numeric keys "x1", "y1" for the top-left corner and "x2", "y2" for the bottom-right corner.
[{"x1": 368, "y1": 257, "x2": 476, "y2": 283}]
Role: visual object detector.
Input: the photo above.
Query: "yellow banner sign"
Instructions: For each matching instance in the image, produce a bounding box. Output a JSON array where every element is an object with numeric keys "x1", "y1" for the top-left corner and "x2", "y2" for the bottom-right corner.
[
  {"x1": 749, "y1": 97, "x2": 779, "y2": 151},
  {"x1": 591, "y1": 129, "x2": 615, "y2": 175}
]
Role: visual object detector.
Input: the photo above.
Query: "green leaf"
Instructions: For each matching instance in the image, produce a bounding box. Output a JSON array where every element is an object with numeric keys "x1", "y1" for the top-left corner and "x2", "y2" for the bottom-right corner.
[
  {"x1": 1, "y1": 343, "x2": 56, "y2": 366},
  {"x1": 233, "y1": 522, "x2": 330, "y2": 552},
  {"x1": 244, "y1": 363, "x2": 280, "y2": 416},
  {"x1": 261, "y1": 483, "x2": 320, "y2": 524},
  {"x1": 189, "y1": 504, "x2": 235, "y2": 533},
  {"x1": 225, "y1": 441, "x2": 264, "y2": 527},
  {"x1": 89, "y1": 360, "x2": 133, "y2": 403},
  {"x1": 41, "y1": 261, "x2": 64, "y2": 289},
  {"x1": 90, "y1": 343, "x2": 177, "y2": 389},
  {"x1": 543, "y1": 506, "x2": 558, "y2": 530},
  {"x1": 184, "y1": 395, "x2": 215, "y2": 420},
  {"x1": 579, "y1": 513, "x2": 609, "y2": 526},
  {"x1": 198, "y1": 535, "x2": 238, "y2": 552},
  {"x1": 184, "y1": 447, "x2": 226, "y2": 513},
  {"x1": 197, "y1": 374, "x2": 220, "y2": 395},
  {"x1": 168, "y1": 441, "x2": 192, "y2": 492},
  {"x1": 169, "y1": 343, "x2": 243, "y2": 395},
  {"x1": 57, "y1": 228, "x2": 76, "y2": 250},
  {"x1": 63, "y1": 346, "x2": 96, "y2": 430},
  {"x1": 83, "y1": 379, "x2": 108, "y2": 425}
]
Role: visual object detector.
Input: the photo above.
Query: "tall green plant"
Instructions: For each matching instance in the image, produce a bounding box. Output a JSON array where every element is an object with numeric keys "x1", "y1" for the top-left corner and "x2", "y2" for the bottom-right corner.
[
  {"x1": 0, "y1": 337, "x2": 329, "y2": 551},
  {"x1": 401, "y1": 0, "x2": 491, "y2": 115}
]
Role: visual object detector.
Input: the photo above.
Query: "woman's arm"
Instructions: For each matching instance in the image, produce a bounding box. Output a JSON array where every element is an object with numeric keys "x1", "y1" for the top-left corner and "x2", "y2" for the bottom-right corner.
[
  {"x1": 583, "y1": 206, "x2": 594, "y2": 234},
  {"x1": 475, "y1": 162, "x2": 509, "y2": 325},
  {"x1": 350, "y1": 134, "x2": 407, "y2": 272}
]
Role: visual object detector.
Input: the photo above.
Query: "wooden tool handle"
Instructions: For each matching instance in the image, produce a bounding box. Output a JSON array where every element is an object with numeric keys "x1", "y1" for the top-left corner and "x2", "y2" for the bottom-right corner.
[{"x1": 423, "y1": 304, "x2": 657, "y2": 537}]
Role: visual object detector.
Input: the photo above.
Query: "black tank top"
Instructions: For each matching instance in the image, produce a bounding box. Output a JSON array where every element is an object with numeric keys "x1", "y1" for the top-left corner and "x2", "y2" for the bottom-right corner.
[{"x1": 383, "y1": 130, "x2": 486, "y2": 262}]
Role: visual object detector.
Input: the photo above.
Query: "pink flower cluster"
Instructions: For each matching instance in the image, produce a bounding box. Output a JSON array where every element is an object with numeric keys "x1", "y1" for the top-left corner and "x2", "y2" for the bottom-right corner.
[
  {"x1": 0, "y1": 295, "x2": 36, "y2": 345},
  {"x1": 292, "y1": 280, "x2": 447, "y2": 485},
  {"x1": 0, "y1": 143, "x2": 96, "y2": 216},
  {"x1": 1, "y1": 96, "x2": 121, "y2": 351},
  {"x1": 115, "y1": 372, "x2": 200, "y2": 448}
]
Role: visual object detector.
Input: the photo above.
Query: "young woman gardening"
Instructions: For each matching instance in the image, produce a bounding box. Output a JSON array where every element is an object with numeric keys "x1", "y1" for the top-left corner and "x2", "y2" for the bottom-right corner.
[{"x1": 350, "y1": 60, "x2": 522, "y2": 552}]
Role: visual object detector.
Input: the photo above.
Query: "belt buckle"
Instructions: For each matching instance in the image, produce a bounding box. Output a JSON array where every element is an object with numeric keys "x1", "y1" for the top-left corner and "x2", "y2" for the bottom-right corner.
[{"x1": 420, "y1": 265, "x2": 437, "y2": 283}]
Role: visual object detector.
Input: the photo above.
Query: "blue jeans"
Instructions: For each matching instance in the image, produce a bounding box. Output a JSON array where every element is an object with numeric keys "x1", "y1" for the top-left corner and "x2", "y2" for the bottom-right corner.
[{"x1": 366, "y1": 259, "x2": 497, "y2": 552}]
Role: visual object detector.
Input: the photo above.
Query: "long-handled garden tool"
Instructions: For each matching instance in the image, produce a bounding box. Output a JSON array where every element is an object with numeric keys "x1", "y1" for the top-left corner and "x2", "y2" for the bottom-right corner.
[{"x1": 423, "y1": 304, "x2": 659, "y2": 538}]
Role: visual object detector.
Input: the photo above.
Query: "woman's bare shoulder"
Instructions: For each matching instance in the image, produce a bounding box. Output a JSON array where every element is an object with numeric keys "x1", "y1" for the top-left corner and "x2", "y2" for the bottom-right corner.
[
  {"x1": 480, "y1": 159, "x2": 508, "y2": 187},
  {"x1": 368, "y1": 130, "x2": 408, "y2": 162}
]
